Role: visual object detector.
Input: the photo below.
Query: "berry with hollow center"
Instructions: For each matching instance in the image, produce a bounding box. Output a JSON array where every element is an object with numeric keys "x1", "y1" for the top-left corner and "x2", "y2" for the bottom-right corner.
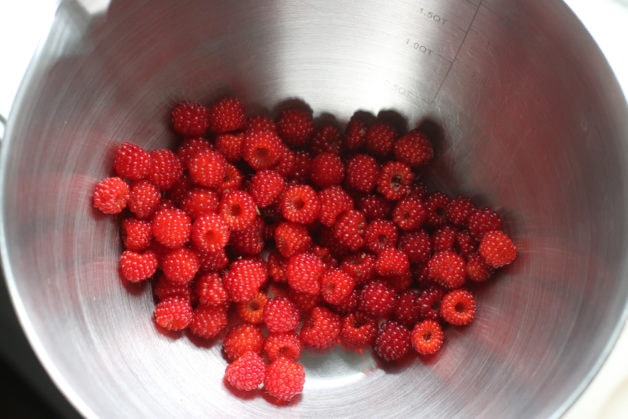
[
  {"x1": 219, "y1": 190, "x2": 257, "y2": 232},
  {"x1": 279, "y1": 184, "x2": 320, "y2": 225},
  {"x1": 377, "y1": 161, "x2": 414, "y2": 201},
  {"x1": 340, "y1": 312, "x2": 378, "y2": 350},
  {"x1": 440, "y1": 289, "x2": 476, "y2": 326},
  {"x1": 411, "y1": 319, "x2": 444, "y2": 355},
  {"x1": 320, "y1": 269, "x2": 356, "y2": 305},
  {"x1": 237, "y1": 291, "x2": 268, "y2": 324},
  {"x1": 365, "y1": 219, "x2": 398, "y2": 254},
  {"x1": 392, "y1": 197, "x2": 427, "y2": 231},
  {"x1": 264, "y1": 332, "x2": 302, "y2": 361},
  {"x1": 242, "y1": 129, "x2": 283, "y2": 170},
  {"x1": 191, "y1": 213, "x2": 230, "y2": 253},
  {"x1": 425, "y1": 192, "x2": 450, "y2": 228}
]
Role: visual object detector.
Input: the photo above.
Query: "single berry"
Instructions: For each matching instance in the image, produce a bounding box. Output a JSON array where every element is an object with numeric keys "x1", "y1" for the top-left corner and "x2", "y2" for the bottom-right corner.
[
  {"x1": 357, "y1": 194, "x2": 392, "y2": 221},
  {"x1": 365, "y1": 121, "x2": 396, "y2": 157},
  {"x1": 223, "y1": 258, "x2": 267, "y2": 302},
  {"x1": 230, "y1": 217, "x2": 265, "y2": 256},
  {"x1": 286, "y1": 252, "x2": 325, "y2": 295},
  {"x1": 242, "y1": 129, "x2": 283, "y2": 170},
  {"x1": 221, "y1": 163, "x2": 244, "y2": 192},
  {"x1": 440, "y1": 289, "x2": 476, "y2": 326},
  {"x1": 340, "y1": 312, "x2": 378, "y2": 350},
  {"x1": 263, "y1": 357, "x2": 305, "y2": 402},
  {"x1": 93, "y1": 177, "x2": 130, "y2": 214},
  {"x1": 345, "y1": 154, "x2": 379, "y2": 193},
  {"x1": 223, "y1": 324, "x2": 264, "y2": 362},
  {"x1": 121, "y1": 218, "x2": 152, "y2": 251},
  {"x1": 318, "y1": 186, "x2": 354, "y2": 228},
  {"x1": 161, "y1": 247, "x2": 200, "y2": 284},
  {"x1": 418, "y1": 286, "x2": 445, "y2": 321},
  {"x1": 208, "y1": 97, "x2": 245, "y2": 133},
  {"x1": 320, "y1": 269, "x2": 356, "y2": 305},
  {"x1": 446, "y1": 196, "x2": 475, "y2": 226},
  {"x1": 153, "y1": 296, "x2": 193, "y2": 331},
  {"x1": 148, "y1": 149, "x2": 183, "y2": 191},
  {"x1": 425, "y1": 192, "x2": 451, "y2": 228},
  {"x1": 219, "y1": 190, "x2": 257, "y2": 232},
  {"x1": 479, "y1": 230, "x2": 517, "y2": 268},
  {"x1": 466, "y1": 252, "x2": 494, "y2": 282},
  {"x1": 249, "y1": 170, "x2": 286, "y2": 208},
  {"x1": 195, "y1": 272, "x2": 229, "y2": 307},
  {"x1": 432, "y1": 226, "x2": 457, "y2": 253},
  {"x1": 274, "y1": 222, "x2": 312, "y2": 259},
  {"x1": 264, "y1": 332, "x2": 302, "y2": 361},
  {"x1": 276, "y1": 108, "x2": 314, "y2": 147},
  {"x1": 153, "y1": 274, "x2": 192, "y2": 301},
  {"x1": 191, "y1": 213, "x2": 230, "y2": 253},
  {"x1": 365, "y1": 219, "x2": 398, "y2": 254},
  {"x1": 175, "y1": 137, "x2": 212, "y2": 167},
  {"x1": 215, "y1": 133, "x2": 244, "y2": 162},
  {"x1": 237, "y1": 291, "x2": 268, "y2": 324},
  {"x1": 340, "y1": 252, "x2": 376, "y2": 284},
  {"x1": 119, "y1": 250, "x2": 158, "y2": 282},
  {"x1": 377, "y1": 161, "x2": 413, "y2": 201},
  {"x1": 113, "y1": 142, "x2": 150, "y2": 180},
  {"x1": 411, "y1": 319, "x2": 444, "y2": 355},
  {"x1": 279, "y1": 184, "x2": 320, "y2": 225},
  {"x1": 343, "y1": 112, "x2": 374, "y2": 152},
  {"x1": 188, "y1": 149, "x2": 227, "y2": 189},
  {"x1": 288, "y1": 150, "x2": 312, "y2": 183},
  {"x1": 375, "y1": 247, "x2": 410, "y2": 277},
  {"x1": 309, "y1": 152, "x2": 345, "y2": 188},
  {"x1": 392, "y1": 129, "x2": 433, "y2": 168},
  {"x1": 224, "y1": 351, "x2": 266, "y2": 392},
  {"x1": 181, "y1": 187, "x2": 220, "y2": 219},
  {"x1": 392, "y1": 197, "x2": 427, "y2": 231},
  {"x1": 171, "y1": 102, "x2": 210, "y2": 137},
  {"x1": 152, "y1": 208, "x2": 192, "y2": 248},
  {"x1": 394, "y1": 289, "x2": 422, "y2": 327},
  {"x1": 467, "y1": 208, "x2": 503, "y2": 240},
  {"x1": 127, "y1": 180, "x2": 161, "y2": 219},
  {"x1": 263, "y1": 296, "x2": 300, "y2": 333},
  {"x1": 309, "y1": 124, "x2": 342, "y2": 155},
  {"x1": 398, "y1": 230, "x2": 431, "y2": 264},
  {"x1": 299, "y1": 306, "x2": 341, "y2": 351},
  {"x1": 427, "y1": 251, "x2": 466, "y2": 289},
  {"x1": 273, "y1": 145, "x2": 297, "y2": 178},
  {"x1": 358, "y1": 280, "x2": 397, "y2": 318},
  {"x1": 332, "y1": 209, "x2": 367, "y2": 252},
  {"x1": 245, "y1": 115, "x2": 277, "y2": 133},
  {"x1": 374, "y1": 321, "x2": 411, "y2": 362},
  {"x1": 188, "y1": 305, "x2": 229, "y2": 339}
]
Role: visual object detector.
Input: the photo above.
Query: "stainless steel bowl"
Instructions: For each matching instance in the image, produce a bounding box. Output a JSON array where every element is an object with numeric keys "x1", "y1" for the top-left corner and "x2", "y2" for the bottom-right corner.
[{"x1": 2, "y1": 0, "x2": 628, "y2": 417}]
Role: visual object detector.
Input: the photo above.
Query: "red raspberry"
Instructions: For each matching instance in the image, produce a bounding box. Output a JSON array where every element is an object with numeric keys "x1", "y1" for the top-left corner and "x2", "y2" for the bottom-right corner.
[
  {"x1": 264, "y1": 332, "x2": 302, "y2": 361},
  {"x1": 263, "y1": 296, "x2": 300, "y2": 333},
  {"x1": 197, "y1": 248, "x2": 229, "y2": 273},
  {"x1": 223, "y1": 258, "x2": 267, "y2": 302},
  {"x1": 188, "y1": 305, "x2": 229, "y2": 339},
  {"x1": 161, "y1": 247, "x2": 200, "y2": 284},
  {"x1": 365, "y1": 219, "x2": 398, "y2": 254},
  {"x1": 279, "y1": 184, "x2": 320, "y2": 225},
  {"x1": 273, "y1": 145, "x2": 297, "y2": 178},
  {"x1": 181, "y1": 187, "x2": 220, "y2": 220},
  {"x1": 339, "y1": 312, "x2": 378, "y2": 350},
  {"x1": 357, "y1": 194, "x2": 392, "y2": 221},
  {"x1": 299, "y1": 306, "x2": 341, "y2": 351},
  {"x1": 152, "y1": 208, "x2": 191, "y2": 248},
  {"x1": 287, "y1": 288, "x2": 321, "y2": 313},
  {"x1": 392, "y1": 197, "x2": 427, "y2": 231},
  {"x1": 120, "y1": 218, "x2": 152, "y2": 251},
  {"x1": 223, "y1": 324, "x2": 264, "y2": 362},
  {"x1": 153, "y1": 274, "x2": 192, "y2": 301},
  {"x1": 171, "y1": 102, "x2": 210, "y2": 137},
  {"x1": 455, "y1": 230, "x2": 477, "y2": 257},
  {"x1": 394, "y1": 289, "x2": 422, "y2": 327},
  {"x1": 320, "y1": 269, "x2": 356, "y2": 305},
  {"x1": 274, "y1": 222, "x2": 312, "y2": 258},
  {"x1": 374, "y1": 321, "x2": 411, "y2": 362},
  {"x1": 286, "y1": 252, "x2": 325, "y2": 295},
  {"x1": 267, "y1": 251, "x2": 288, "y2": 283},
  {"x1": 245, "y1": 115, "x2": 276, "y2": 132},
  {"x1": 276, "y1": 108, "x2": 314, "y2": 147},
  {"x1": 345, "y1": 154, "x2": 379, "y2": 193},
  {"x1": 153, "y1": 296, "x2": 193, "y2": 331},
  {"x1": 446, "y1": 196, "x2": 475, "y2": 226},
  {"x1": 148, "y1": 149, "x2": 183, "y2": 191},
  {"x1": 425, "y1": 192, "x2": 451, "y2": 228},
  {"x1": 417, "y1": 286, "x2": 445, "y2": 321},
  {"x1": 365, "y1": 121, "x2": 396, "y2": 157},
  {"x1": 219, "y1": 190, "x2": 257, "y2": 231},
  {"x1": 432, "y1": 226, "x2": 457, "y2": 253},
  {"x1": 195, "y1": 272, "x2": 229, "y2": 307},
  {"x1": 427, "y1": 251, "x2": 466, "y2": 289},
  {"x1": 175, "y1": 137, "x2": 212, "y2": 168},
  {"x1": 332, "y1": 210, "x2": 367, "y2": 252},
  {"x1": 411, "y1": 319, "x2": 444, "y2": 355},
  {"x1": 230, "y1": 217, "x2": 265, "y2": 256},
  {"x1": 93, "y1": 177, "x2": 130, "y2": 214},
  {"x1": 377, "y1": 161, "x2": 414, "y2": 201},
  {"x1": 263, "y1": 357, "x2": 305, "y2": 402},
  {"x1": 242, "y1": 129, "x2": 283, "y2": 170},
  {"x1": 467, "y1": 208, "x2": 504, "y2": 240},
  {"x1": 187, "y1": 149, "x2": 227, "y2": 189},
  {"x1": 309, "y1": 124, "x2": 342, "y2": 155},
  {"x1": 236, "y1": 291, "x2": 268, "y2": 324},
  {"x1": 343, "y1": 111, "x2": 374, "y2": 152},
  {"x1": 249, "y1": 170, "x2": 286, "y2": 208},
  {"x1": 127, "y1": 180, "x2": 161, "y2": 219},
  {"x1": 224, "y1": 351, "x2": 266, "y2": 392},
  {"x1": 289, "y1": 150, "x2": 312, "y2": 183},
  {"x1": 392, "y1": 129, "x2": 433, "y2": 168},
  {"x1": 190, "y1": 213, "x2": 230, "y2": 253},
  {"x1": 215, "y1": 133, "x2": 244, "y2": 162},
  {"x1": 309, "y1": 152, "x2": 345, "y2": 188},
  {"x1": 318, "y1": 186, "x2": 354, "y2": 228},
  {"x1": 466, "y1": 252, "x2": 494, "y2": 282},
  {"x1": 398, "y1": 230, "x2": 431, "y2": 264},
  {"x1": 221, "y1": 163, "x2": 244, "y2": 192},
  {"x1": 340, "y1": 252, "x2": 376, "y2": 284},
  {"x1": 375, "y1": 247, "x2": 410, "y2": 277},
  {"x1": 113, "y1": 142, "x2": 150, "y2": 181},
  {"x1": 208, "y1": 97, "x2": 245, "y2": 133},
  {"x1": 440, "y1": 289, "x2": 476, "y2": 326},
  {"x1": 479, "y1": 230, "x2": 517, "y2": 268},
  {"x1": 119, "y1": 250, "x2": 158, "y2": 282},
  {"x1": 359, "y1": 280, "x2": 397, "y2": 318}
]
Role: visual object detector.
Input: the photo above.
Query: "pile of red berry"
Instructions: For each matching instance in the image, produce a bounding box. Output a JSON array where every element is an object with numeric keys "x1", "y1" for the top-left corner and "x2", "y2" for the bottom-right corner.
[{"x1": 92, "y1": 97, "x2": 517, "y2": 403}]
